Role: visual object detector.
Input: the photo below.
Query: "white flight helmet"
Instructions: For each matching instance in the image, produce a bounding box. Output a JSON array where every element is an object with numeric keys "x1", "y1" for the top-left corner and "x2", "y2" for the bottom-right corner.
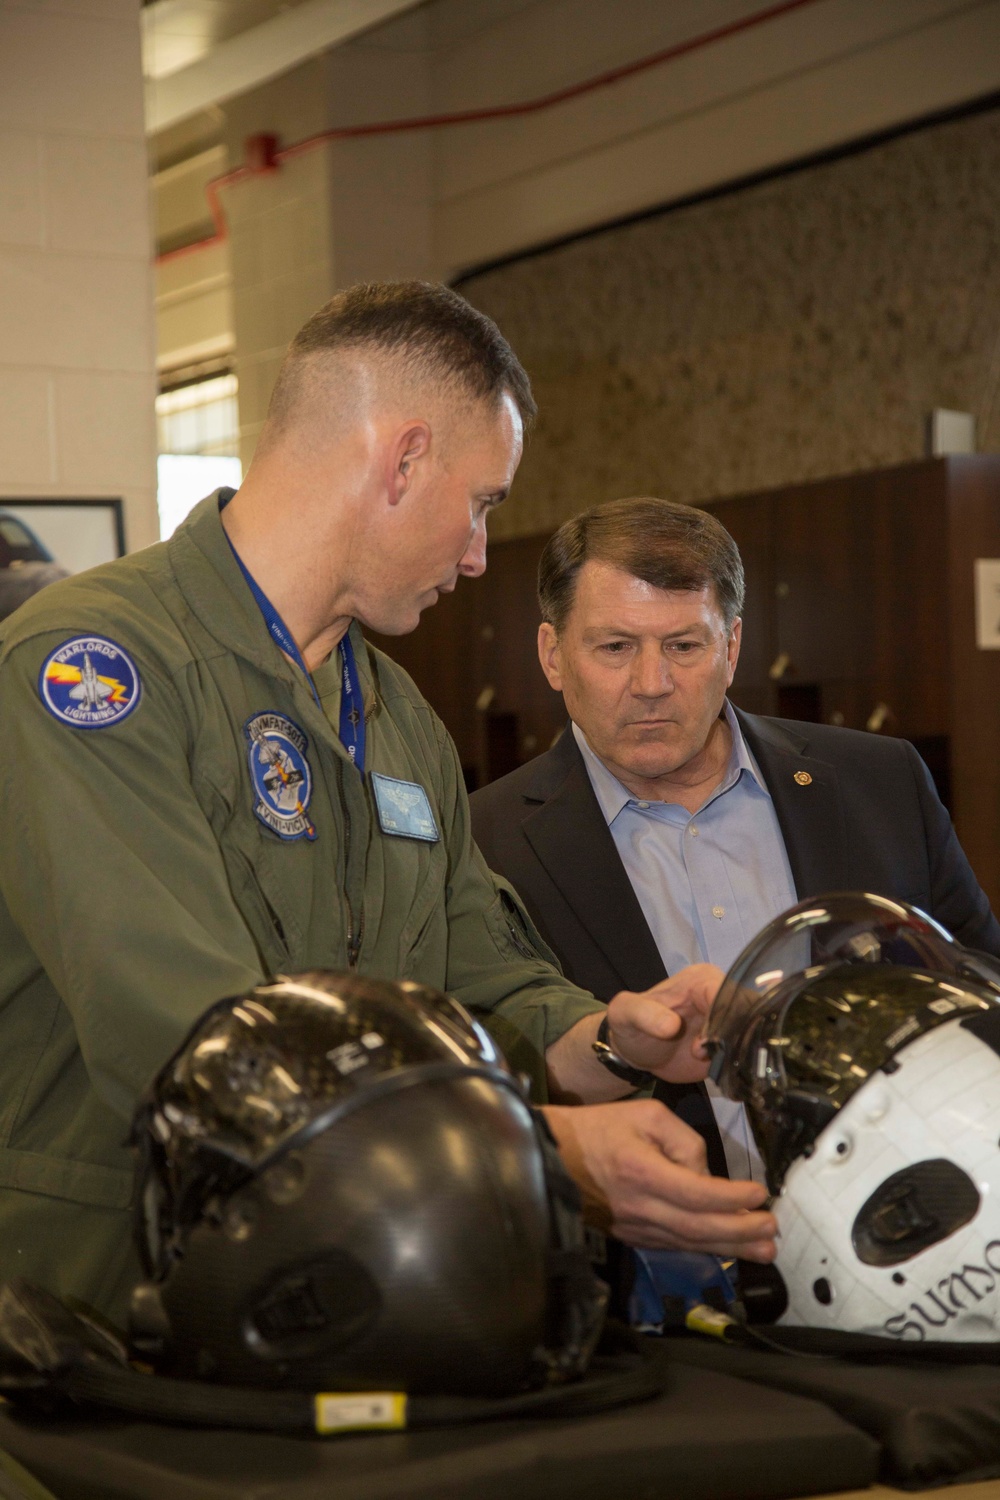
[{"x1": 705, "y1": 893, "x2": 1000, "y2": 1344}]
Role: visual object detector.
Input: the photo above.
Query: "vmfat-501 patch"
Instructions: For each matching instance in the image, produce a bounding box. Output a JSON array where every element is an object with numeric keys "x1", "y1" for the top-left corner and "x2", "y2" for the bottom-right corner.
[{"x1": 245, "y1": 711, "x2": 317, "y2": 841}]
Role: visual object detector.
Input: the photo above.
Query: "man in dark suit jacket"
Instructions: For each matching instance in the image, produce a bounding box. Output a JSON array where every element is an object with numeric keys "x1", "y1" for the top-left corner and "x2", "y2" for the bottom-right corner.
[{"x1": 471, "y1": 497, "x2": 1000, "y2": 1179}]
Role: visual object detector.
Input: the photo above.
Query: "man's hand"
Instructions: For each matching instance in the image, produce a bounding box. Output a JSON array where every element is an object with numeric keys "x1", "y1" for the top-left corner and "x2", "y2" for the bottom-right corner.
[
  {"x1": 604, "y1": 963, "x2": 720, "y2": 1083},
  {"x1": 543, "y1": 1099, "x2": 776, "y2": 1262},
  {"x1": 545, "y1": 964, "x2": 721, "y2": 1102}
]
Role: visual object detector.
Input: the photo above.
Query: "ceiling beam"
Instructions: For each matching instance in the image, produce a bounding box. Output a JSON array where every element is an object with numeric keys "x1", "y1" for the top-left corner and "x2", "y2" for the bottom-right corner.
[{"x1": 145, "y1": 0, "x2": 426, "y2": 135}]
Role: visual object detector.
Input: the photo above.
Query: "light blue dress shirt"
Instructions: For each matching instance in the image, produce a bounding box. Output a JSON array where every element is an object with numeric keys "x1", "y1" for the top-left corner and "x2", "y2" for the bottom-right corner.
[{"x1": 574, "y1": 701, "x2": 797, "y2": 1182}]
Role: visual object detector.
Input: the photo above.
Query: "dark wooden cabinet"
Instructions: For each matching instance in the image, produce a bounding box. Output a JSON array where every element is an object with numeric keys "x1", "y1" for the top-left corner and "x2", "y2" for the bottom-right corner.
[
  {"x1": 368, "y1": 534, "x2": 561, "y2": 792},
  {"x1": 713, "y1": 457, "x2": 1000, "y2": 908},
  {"x1": 371, "y1": 457, "x2": 1000, "y2": 910},
  {"x1": 715, "y1": 463, "x2": 952, "y2": 745},
  {"x1": 709, "y1": 493, "x2": 774, "y2": 716}
]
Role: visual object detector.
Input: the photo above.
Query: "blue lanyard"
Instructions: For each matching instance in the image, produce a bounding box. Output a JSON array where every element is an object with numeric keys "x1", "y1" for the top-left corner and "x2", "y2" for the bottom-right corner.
[
  {"x1": 222, "y1": 503, "x2": 366, "y2": 774},
  {"x1": 335, "y1": 627, "x2": 366, "y2": 775}
]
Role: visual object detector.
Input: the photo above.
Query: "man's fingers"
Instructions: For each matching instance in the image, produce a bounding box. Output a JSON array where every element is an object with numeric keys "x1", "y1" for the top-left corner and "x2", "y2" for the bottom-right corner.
[
  {"x1": 624, "y1": 1097, "x2": 708, "y2": 1173},
  {"x1": 611, "y1": 992, "x2": 684, "y2": 1041},
  {"x1": 626, "y1": 1139, "x2": 769, "y2": 1216},
  {"x1": 736, "y1": 1237, "x2": 779, "y2": 1265},
  {"x1": 607, "y1": 964, "x2": 725, "y2": 1075},
  {"x1": 603, "y1": 1102, "x2": 777, "y2": 1253},
  {"x1": 544, "y1": 1098, "x2": 778, "y2": 1263},
  {"x1": 628, "y1": 1098, "x2": 732, "y2": 1172},
  {"x1": 645, "y1": 963, "x2": 725, "y2": 1015},
  {"x1": 649, "y1": 1051, "x2": 711, "y2": 1085},
  {"x1": 614, "y1": 1210, "x2": 779, "y2": 1260},
  {"x1": 651, "y1": 1159, "x2": 768, "y2": 1215}
]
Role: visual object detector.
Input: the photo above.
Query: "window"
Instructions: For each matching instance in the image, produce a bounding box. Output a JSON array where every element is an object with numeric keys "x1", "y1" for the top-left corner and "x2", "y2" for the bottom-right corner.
[{"x1": 156, "y1": 373, "x2": 242, "y2": 539}]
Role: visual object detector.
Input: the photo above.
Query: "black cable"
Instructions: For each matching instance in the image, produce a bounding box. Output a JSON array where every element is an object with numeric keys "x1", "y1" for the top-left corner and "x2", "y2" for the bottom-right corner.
[{"x1": 15, "y1": 1343, "x2": 663, "y2": 1435}]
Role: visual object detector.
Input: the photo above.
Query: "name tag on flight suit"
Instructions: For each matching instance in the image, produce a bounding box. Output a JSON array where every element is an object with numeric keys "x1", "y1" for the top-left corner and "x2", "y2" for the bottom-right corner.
[{"x1": 371, "y1": 773, "x2": 440, "y2": 843}]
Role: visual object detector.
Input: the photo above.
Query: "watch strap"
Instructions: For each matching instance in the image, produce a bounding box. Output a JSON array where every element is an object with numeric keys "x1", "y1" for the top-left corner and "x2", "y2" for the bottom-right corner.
[{"x1": 592, "y1": 1013, "x2": 655, "y2": 1089}]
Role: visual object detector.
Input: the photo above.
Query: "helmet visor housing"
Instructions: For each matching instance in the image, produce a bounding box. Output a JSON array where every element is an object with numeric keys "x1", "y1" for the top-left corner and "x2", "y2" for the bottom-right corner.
[{"x1": 134, "y1": 972, "x2": 508, "y2": 1276}]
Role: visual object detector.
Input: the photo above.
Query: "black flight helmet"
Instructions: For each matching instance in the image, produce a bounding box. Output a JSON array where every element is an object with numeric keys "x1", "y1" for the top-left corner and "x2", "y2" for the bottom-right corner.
[{"x1": 129, "y1": 972, "x2": 606, "y2": 1397}]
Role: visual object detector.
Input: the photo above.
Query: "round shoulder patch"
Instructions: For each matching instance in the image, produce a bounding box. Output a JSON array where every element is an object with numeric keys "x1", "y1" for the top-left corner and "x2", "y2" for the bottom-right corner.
[{"x1": 38, "y1": 636, "x2": 142, "y2": 730}]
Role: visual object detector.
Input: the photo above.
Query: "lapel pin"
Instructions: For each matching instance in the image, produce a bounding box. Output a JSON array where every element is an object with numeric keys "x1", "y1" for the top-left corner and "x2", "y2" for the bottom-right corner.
[{"x1": 794, "y1": 771, "x2": 812, "y2": 786}]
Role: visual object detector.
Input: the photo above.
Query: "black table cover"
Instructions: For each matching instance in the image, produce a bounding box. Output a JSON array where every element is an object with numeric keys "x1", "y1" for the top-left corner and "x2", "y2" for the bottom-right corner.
[
  {"x1": 0, "y1": 1349, "x2": 878, "y2": 1500},
  {"x1": 669, "y1": 1335, "x2": 1000, "y2": 1490}
]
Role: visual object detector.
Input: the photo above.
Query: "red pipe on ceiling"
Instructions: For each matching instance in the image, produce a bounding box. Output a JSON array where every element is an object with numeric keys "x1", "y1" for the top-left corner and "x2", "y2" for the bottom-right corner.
[{"x1": 156, "y1": 0, "x2": 824, "y2": 267}]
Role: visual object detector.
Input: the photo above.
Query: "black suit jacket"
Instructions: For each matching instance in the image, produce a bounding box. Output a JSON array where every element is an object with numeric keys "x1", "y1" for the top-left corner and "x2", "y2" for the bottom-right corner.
[{"x1": 470, "y1": 711, "x2": 1000, "y2": 1174}]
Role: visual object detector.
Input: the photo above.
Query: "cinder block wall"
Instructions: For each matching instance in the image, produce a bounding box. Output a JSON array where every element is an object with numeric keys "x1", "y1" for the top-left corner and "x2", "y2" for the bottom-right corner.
[
  {"x1": 459, "y1": 105, "x2": 1000, "y2": 541},
  {"x1": 0, "y1": 0, "x2": 158, "y2": 552}
]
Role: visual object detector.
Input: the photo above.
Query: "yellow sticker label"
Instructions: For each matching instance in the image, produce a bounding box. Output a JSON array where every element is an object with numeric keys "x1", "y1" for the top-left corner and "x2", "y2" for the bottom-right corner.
[{"x1": 314, "y1": 1391, "x2": 407, "y2": 1435}]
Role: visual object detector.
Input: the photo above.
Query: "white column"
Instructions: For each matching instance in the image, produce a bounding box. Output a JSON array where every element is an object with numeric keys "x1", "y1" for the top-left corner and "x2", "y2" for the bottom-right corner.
[
  {"x1": 221, "y1": 10, "x2": 435, "y2": 469},
  {"x1": 0, "y1": 0, "x2": 158, "y2": 552}
]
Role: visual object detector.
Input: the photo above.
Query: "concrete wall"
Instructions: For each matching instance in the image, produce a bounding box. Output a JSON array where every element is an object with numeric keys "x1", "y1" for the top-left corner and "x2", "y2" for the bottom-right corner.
[
  {"x1": 0, "y1": 0, "x2": 159, "y2": 552},
  {"x1": 457, "y1": 102, "x2": 1000, "y2": 540}
]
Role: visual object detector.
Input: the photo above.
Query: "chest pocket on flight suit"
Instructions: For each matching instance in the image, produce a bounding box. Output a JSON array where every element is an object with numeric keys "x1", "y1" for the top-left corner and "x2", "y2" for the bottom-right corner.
[
  {"x1": 195, "y1": 764, "x2": 295, "y2": 975},
  {"x1": 361, "y1": 768, "x2": 446, "y2": 983},
  {"x1": 485, "y1": 881, "x2": 559, "y2": 968},
  {"x1": 227, "y1": 843, "x2": 293, "y2": 971},
  {"x1": 391, "y1": 831, "x2": 449, "y2": 985}
]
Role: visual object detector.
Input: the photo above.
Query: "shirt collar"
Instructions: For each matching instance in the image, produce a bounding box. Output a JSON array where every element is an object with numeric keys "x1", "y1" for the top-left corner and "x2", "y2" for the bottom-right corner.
[
  {"x1": 573, "y1": 699, "x2": 769, "y2": 829},
  {"x1": 572, "y1": 722, "x2": 633, "y2": 825},
  {"x1": 723, "y1": 699, "x2": 768, "y2": 793}
]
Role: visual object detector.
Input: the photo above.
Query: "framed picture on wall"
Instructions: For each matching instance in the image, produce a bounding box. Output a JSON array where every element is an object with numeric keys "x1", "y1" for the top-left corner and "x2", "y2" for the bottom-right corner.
[{"x1": 0, "y1": 498, "x2": 125, "y2": 622}]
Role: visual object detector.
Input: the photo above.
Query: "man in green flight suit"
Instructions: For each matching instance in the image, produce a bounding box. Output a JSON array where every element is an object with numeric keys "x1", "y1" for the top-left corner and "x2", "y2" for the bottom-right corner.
[{"x1": 0, "y1": 283, "x2": 774, "y2": 1323}]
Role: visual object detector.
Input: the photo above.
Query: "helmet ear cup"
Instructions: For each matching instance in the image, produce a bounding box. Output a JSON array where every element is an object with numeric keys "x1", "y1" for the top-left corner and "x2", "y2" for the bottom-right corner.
[
  {"x1": 244, "y1": 1251, "x2": 382, "y2": 1360},
  {"x1": 851, "y1": 1159, "x2": 981, "y2": 1267}
]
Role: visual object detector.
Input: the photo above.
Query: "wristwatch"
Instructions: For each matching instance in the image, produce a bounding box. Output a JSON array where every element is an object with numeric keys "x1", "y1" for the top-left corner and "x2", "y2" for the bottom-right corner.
[{"x1": 591, "y1": 1014, "x2": 655, "y2": 1089}]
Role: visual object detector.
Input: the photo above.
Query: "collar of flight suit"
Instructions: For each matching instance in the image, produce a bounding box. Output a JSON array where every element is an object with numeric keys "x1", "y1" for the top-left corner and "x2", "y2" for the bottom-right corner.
[{"x1": 166, "y1": 490, "x2": 378, "y2": 732}]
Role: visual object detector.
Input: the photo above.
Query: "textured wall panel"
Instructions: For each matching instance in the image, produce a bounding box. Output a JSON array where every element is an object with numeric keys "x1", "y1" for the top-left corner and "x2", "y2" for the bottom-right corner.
[{"x1": 459, "y1": 105, "x2": 1000, "y2": 540}]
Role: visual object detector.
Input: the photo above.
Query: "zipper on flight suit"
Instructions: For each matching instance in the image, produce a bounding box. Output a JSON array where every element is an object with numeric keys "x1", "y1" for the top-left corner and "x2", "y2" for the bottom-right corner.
[
  {"x1": 261, "y1": 891, "x2": 287, "y2": 949},
  {"x1": 336, "y1": 758, "x2": 364, "y2": 968},
  {"x1": 347, "y1": 695, "x2": 378, "y2": 966},
  {"x1": 333, "y1": 685, "x2": 377, "y2": 968}
]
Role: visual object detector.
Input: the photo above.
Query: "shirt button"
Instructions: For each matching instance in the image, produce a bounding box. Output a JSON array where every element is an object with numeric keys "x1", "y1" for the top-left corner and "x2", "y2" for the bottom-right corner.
[
  {"x1": 689, "y1": 826, "x2": 699, "y2": 837},
  {"x1": 637, "y1": 801, "x2": 649, "y2": 809},
  {"x1": 712, "y1": 905, "x2": 725, "y2": 920}
]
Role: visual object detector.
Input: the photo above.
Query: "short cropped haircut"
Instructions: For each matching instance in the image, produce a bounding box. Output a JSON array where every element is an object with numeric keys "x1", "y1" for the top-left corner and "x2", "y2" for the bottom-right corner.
[
  {"x1": 538, "y1": 497, "x2": 745, "y2": 634},
  {"x1": 267, "y1": 280, "x2": 536, "y2": 430}
]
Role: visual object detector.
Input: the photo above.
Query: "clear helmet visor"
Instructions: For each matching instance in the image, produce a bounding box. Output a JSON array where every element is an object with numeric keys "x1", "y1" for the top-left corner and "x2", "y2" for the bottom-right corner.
[{"x1": 703, "y1": 894, "x2": 1000, "y2": 1188}]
